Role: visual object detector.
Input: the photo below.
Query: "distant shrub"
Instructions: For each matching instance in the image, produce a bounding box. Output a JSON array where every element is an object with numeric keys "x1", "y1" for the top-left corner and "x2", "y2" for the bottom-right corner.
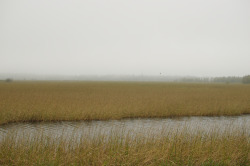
[
  {"x1": 213, "y1": 76, "x2": 242, "y2": 84},
  {"x1": 5, "y1": 78, "x2": 13, "y2": 83},
  {"x1": 242, "y1": 75, "x2": 250, "y2": 84}
]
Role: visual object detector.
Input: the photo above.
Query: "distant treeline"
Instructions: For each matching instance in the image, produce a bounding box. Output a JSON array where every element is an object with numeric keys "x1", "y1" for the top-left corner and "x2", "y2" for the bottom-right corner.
[
  {"x1": 179, "y1": 76, "x2": 244, "y2": 84},
  {"x1": 1, "y1": 74, "x2": 250, "y2": 84},
  {"x1": 212, "y1": 76, "x2": 243, "y2": 83}
]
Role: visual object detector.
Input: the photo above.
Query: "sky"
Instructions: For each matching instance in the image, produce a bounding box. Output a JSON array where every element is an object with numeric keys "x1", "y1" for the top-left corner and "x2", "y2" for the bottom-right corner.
[{"x1": 1, "y1": 0, "x2": 250, "y2": 77}]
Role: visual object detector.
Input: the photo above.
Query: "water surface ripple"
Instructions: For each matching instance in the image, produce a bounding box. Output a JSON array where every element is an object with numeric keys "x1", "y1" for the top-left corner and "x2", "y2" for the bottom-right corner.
[{"x1": 0, "y1": 115, "x2": 249, "y2": 141}]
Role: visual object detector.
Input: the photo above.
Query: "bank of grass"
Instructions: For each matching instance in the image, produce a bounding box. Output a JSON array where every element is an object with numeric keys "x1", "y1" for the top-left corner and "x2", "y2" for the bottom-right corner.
[
  {"x1": 0, "y1": 81, "x2": 250, "y2": 124},
  {"x1": 0, "y1": 127, "x2": 249, "y2": 165}
]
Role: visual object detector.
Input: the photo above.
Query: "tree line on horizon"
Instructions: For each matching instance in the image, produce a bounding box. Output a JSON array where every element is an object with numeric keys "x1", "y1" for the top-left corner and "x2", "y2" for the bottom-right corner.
[
  {"x1": 179, "y1": 75, "x2": 250, "y2": 84},
  {"x1": 2, "y1": 75, "x2": 250, "y2": 84}
]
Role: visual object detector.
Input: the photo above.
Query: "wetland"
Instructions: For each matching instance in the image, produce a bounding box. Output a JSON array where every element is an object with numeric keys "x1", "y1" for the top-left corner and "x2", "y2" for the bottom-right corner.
[{"x1": 0, "y1": 82, "x2": 249, "y2": 165}]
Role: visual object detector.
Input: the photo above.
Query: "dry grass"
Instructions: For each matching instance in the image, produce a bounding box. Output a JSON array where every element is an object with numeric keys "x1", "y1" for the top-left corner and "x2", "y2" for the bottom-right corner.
[
  {"x1": 0, "y1": 126, "x2": 249, "y2": 165},
  {"x1": 0, "y1": 81, "x2": 250, "y2": 125},
  {"x1": 0, "y1": 81, "x2": 249, "y2": 165}
]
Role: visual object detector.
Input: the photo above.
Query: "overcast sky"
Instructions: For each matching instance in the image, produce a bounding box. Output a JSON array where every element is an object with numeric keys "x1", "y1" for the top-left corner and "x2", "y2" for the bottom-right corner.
[{"x1": 1, "y1": 0, "x2": 250, "y2": 77}]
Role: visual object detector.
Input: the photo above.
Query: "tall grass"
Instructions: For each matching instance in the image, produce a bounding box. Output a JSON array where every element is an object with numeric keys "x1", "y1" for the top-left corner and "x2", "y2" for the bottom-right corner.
[
  {"x1": 0, "y1": 81, "x2": 250, "y2": 124},
  {"x1": 0, "y1": 126, "x2": 249, "y2": 165}
]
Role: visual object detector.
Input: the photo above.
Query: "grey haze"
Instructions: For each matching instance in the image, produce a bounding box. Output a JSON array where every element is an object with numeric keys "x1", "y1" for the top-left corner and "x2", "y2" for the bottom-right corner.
[{"x1": 1, "y1": 0, "x2": 250, "y2": 77}]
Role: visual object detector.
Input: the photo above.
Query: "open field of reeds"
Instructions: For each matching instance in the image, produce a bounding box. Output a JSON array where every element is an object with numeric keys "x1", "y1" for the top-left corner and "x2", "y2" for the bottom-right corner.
[
  {"x1": 0, "y1": 81, "x2": 250, "y2": 125},
  {"x1": 0, "y1": 126, "x2": 249, "y2": 165},
  {"x1": 0, "y1": 81, "x2": 249, "y2": 165}
]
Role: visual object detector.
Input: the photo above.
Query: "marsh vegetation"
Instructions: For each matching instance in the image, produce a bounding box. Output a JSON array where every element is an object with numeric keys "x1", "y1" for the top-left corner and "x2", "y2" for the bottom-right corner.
[
  {"x1": 0, "y1": 81, "x2": 249, "y2": 165},
  {"x1": 0, "y1": 123, "x2": 249, "y2": 165},
  {"x1": 0, "y1": 82, "x2": 250, "y2": 125}
]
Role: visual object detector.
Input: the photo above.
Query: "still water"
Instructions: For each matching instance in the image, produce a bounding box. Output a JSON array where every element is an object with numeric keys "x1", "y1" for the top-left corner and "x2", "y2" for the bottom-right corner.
[{"x1": 0, "y1": 115, "x2": 249, "y2": 142}]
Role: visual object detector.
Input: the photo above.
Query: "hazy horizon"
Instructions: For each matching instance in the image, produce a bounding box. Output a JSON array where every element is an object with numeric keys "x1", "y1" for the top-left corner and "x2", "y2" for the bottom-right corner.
[{"x1": 1, "y1": 0, "x2": 250, "y2": 77}]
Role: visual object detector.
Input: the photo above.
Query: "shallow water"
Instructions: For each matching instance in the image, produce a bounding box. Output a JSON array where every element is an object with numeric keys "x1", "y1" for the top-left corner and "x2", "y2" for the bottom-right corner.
[{"x1": 0, "y1": 115, "x2": 249, "y2": 142}]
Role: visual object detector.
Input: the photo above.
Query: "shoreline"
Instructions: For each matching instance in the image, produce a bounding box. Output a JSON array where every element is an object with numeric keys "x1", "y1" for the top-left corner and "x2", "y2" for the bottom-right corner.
[{"x1": 1, "y1": 113, "x2": 249, "y2": 126}]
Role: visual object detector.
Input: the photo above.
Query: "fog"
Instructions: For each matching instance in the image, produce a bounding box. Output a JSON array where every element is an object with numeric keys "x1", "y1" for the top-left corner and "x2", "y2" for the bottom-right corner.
[{"x1": 1, "y1": 0, "x2": 250, "y2": 78}]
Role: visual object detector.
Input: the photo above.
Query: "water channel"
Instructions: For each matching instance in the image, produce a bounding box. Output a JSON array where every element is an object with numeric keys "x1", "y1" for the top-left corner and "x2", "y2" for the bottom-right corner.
[{"x1": 0, "y1": 115, "x2": 249, "y2": 142}]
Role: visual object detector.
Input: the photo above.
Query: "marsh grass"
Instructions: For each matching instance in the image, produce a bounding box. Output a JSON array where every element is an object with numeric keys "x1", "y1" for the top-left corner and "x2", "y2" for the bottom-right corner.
[
  {"x1": 0, "y1": 125, "x2": 249, "y2": 165},
  {"x1": 1, "y1": 82, "x2": 249, "y2": 165},
  {"x1": 0, "y1": 81, "x2": 250, "y2": 124}
]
